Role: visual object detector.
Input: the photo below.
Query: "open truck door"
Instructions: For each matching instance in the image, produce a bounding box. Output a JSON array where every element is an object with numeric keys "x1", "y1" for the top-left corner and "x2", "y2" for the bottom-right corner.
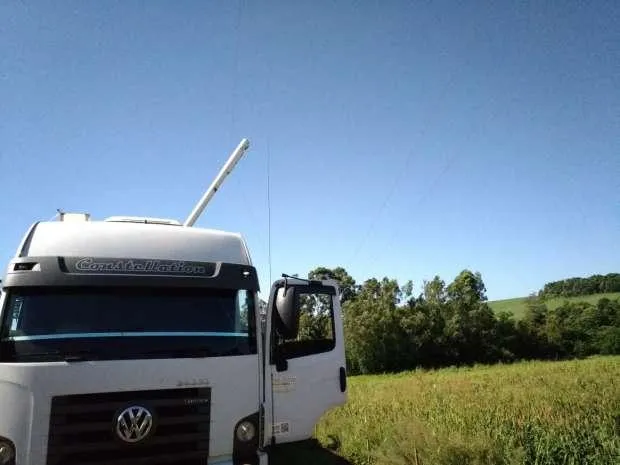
[{"x1": 265, "y1": 277, "x2": 347, "y2": 445}]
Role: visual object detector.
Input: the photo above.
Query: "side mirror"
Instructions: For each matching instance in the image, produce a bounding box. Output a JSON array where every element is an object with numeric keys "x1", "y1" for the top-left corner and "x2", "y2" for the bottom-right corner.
[{"x1": 274, "y1": 285, "x2": 300, "y2": 340}]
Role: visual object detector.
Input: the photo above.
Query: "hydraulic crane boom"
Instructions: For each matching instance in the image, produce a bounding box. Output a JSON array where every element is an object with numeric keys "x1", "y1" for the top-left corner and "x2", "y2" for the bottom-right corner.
[{"x1": 183, "y1": 138, "x2": 250, "y2": 227}]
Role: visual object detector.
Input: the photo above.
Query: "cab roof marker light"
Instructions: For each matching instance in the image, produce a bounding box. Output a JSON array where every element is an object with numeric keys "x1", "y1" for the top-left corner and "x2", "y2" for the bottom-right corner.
[{"x1": 58, "y1": 212, "x2": 90, "y2": 222}]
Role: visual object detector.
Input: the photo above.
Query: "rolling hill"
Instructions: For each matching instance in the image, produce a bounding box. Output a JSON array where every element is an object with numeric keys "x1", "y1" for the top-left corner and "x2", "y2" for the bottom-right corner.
[{"x1": 488, "y1": 292, "x2": 620, "y2": 319}]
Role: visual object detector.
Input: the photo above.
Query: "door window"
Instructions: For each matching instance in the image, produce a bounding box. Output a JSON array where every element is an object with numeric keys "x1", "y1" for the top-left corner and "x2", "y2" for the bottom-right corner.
[{"x1": 274, "y1": 290, "x2": 335, "y2": 360}]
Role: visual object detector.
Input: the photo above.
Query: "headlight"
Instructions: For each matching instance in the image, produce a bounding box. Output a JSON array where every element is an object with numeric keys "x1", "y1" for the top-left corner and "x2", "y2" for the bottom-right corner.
[
  {"x1": 235, "y1": 420, "x2": 256, "y2": 442},
  {"x1": 0, "y1": 438, "x2": 15, "y2": 465}
]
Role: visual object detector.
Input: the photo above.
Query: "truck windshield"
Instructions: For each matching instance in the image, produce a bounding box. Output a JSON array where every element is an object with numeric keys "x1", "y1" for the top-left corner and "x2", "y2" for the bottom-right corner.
[{"x1": 0, "y1": 286, "x2": 256, "y2": 362}]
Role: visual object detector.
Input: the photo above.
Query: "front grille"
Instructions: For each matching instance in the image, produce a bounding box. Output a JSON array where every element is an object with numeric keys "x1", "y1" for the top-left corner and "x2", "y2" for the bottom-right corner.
[{"x1": 47, "y1": 387, "x2": 211, "y2": 465}]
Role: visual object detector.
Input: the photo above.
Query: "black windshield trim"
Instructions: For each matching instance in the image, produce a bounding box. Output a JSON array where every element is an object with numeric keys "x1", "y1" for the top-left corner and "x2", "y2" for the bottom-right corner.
[
  {"x1": 5, "y1": 331, "x2": 249, "y2": 342},
  {"x1": 0, "y1": 285, "x2": 258, "y2": 361}
]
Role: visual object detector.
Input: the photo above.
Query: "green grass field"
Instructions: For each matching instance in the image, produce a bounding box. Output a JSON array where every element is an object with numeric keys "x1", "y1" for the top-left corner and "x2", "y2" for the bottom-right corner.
[
  {"x1": 278, "y1": 357, "x2": 620, "y2": 465},
  {"x1": 488, "y1": 292, "x2": 620, "y2": 320}
]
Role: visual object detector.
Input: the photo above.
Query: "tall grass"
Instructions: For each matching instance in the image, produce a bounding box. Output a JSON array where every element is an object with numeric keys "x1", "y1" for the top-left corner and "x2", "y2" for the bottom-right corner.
[{"x1": 314, "y1": 357, "x2": 620, "y2": 465}]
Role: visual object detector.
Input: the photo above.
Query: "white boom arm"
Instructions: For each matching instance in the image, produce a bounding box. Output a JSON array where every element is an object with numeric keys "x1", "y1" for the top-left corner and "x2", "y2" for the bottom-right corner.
[{"x1": 183, "y1": 138, "x2": 250, "y2": 227}]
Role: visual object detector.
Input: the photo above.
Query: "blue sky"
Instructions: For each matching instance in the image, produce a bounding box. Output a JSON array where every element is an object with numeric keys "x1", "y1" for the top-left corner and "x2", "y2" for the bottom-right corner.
[{"x1": 1, "y1": 0, "x2": 618, "y2": 301}]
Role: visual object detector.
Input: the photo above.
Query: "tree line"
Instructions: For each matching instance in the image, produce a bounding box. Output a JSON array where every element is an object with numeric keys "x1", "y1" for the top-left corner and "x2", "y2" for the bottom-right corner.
[
  {"x1": 298, "y1": 267, "x2": 620, "y2": 375},
  {"x1": 539, "y1": 272, "x2": 620, "y2": 299}
]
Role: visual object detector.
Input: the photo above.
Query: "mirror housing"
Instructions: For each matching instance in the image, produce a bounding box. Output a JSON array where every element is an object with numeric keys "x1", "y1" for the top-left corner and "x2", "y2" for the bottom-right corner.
[{"x1": 274, "y1": 285, "x2": 300, "y2": 340}]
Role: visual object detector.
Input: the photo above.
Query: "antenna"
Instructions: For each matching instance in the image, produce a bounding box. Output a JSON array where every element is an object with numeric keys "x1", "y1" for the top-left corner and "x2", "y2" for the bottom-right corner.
[{"x1": 183, "y1": 138, "x2": 250, "y2": 227}]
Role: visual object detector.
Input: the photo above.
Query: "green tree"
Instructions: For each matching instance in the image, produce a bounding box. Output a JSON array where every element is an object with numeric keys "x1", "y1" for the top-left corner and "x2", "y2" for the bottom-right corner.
[
  {"x1": 446, "y1": 270, "x2": 487, "y2": 305},
  {"x1": 343, "y1": 277, "x2": 412, "y2": 374},
  {"x1": 423, "y1": 276, "x2": 447, "y2": 305},
  {"x1": 442, "y1": 270, "x2": 496, "y2": 364},
  {"x1": 594, "y1": 327, "x2": 620, "y2": 354},
  {"x1": 301, "y1": 265, "x2": 620, "y2": 375},
  {"x1": 540, "y1": 272, "x2": 620, "y2": 298},
  {"x1": 308, "y1": 266, "x2": 359, "y2": 304},
  {"x1": 297, "y1": 293, "x2": 333, "y2": 341},
  {"x1": 516, "y1": 295, "x2": 553, "y2": 359}
]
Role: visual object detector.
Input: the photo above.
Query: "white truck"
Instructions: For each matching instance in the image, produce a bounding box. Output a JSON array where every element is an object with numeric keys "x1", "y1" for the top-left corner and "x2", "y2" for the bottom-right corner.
[{"x1": 0, "y1": 139, "x2": 347, "y2": 465}]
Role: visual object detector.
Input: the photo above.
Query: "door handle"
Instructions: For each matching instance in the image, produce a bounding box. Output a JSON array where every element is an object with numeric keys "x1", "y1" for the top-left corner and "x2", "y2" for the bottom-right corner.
[
  {"x1": 339, "y1": 366, "x2": 347, "y2": 392},
  {"x1": 274, "y1": 349, "x2": 288, "y2": 372},
  {"x1": 276, "y1": 357, "x2": 288, "y2": 372}
]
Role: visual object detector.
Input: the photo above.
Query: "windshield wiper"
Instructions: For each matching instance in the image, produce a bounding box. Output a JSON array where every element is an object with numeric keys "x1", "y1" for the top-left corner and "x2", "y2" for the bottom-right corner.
[
  {"x1": 63, "y1": 351, "x2": 98, "y2": 362},
  {"x1": 13, "y1": 349, "x2": 101, "y2": 362}
]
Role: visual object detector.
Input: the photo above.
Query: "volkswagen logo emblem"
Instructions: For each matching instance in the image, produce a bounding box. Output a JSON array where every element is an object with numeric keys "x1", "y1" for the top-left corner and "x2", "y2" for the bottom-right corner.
[{"x1": 115, "y1": 406, "x2": 154, "y2": 443}]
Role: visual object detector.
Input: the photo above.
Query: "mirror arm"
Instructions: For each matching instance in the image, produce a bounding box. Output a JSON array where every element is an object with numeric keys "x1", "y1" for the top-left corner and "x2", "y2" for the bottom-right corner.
[
  {"x1": 282, "y1": 273, "x2": 322, "y2": 287},
  {"x1": 282, "y1": 274, "x2": 289, "y2": 296}
]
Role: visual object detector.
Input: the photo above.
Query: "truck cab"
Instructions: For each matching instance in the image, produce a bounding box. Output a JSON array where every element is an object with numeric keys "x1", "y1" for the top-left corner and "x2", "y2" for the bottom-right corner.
[
  {"x1": 0, "y1": 140, "x2": 347, "y2": 465},
  {"x1": 0, "y1": 215, "x2": 347, "y2": 465}
]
